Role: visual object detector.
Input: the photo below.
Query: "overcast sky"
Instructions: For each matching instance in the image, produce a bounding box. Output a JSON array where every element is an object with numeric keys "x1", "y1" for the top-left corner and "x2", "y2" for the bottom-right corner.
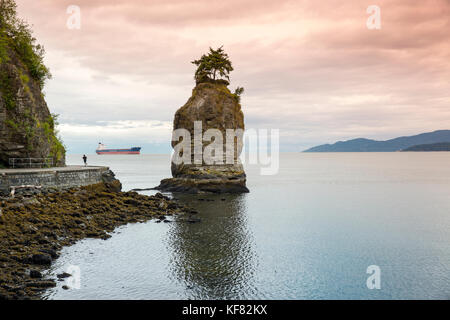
[{"x1": 15, "y1": 0, "x2": 450, "y2": 154}]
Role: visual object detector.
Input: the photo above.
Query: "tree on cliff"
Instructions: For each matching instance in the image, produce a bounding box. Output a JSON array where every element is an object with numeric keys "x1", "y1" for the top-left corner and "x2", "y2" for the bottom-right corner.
[
  {"x1": 191, "y1": 46, "x2": 234, "y2": 83},
  {"x1": 0, "y1": 0, "x2": 51, "y2": 88},
  {"x1": 0, "y1": 0, "x2": 16, "y2": 28},
  {"x1": 0, "y1": 0, "x2": 65, "y2": 167}
]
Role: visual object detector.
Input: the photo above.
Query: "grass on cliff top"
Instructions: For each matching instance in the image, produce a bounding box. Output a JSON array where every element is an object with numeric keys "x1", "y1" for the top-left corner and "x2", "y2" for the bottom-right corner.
[
  {"x1": 192, "y1": 80, "x2": 244, "y2": 106},
  {"x1": 192, "y1": 81, "x2": 235, "y2": 101}
]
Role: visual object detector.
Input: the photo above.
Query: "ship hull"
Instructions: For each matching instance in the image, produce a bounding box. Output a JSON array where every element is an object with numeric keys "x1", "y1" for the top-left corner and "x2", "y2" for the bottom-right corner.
[
  {"x1": 96, "y1": 151, "x2": 140, "y2": 155},
  {"x1": 96, "y1": 147, "x2": 141, "y2": 155}
]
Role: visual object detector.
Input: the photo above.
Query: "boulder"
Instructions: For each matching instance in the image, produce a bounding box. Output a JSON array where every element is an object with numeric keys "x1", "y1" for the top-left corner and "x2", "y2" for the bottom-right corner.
[
  {"x1": 101, "y1": 170, "x2": 122, "y2": 192},
  {"x1": 30, "y1": 254, "x2": 52, "y2": 265},
  {"x1": 29, "y1": 270, "x2": 42, "y2": 279}
]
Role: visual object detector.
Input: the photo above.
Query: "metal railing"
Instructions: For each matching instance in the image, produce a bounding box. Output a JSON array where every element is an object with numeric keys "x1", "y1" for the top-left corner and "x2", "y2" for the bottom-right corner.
[{"x1": 8, "y1": 158, "x2": 54, "y2": 169}]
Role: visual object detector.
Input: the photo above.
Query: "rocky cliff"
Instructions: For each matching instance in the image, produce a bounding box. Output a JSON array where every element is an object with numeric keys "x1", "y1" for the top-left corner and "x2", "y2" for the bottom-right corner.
[
  {"x1": 0, "y1": 2, "x2": 65, "y2": 167},
  {"x1": 157, "y1": 80, "x2": 249, "y2": 193}
]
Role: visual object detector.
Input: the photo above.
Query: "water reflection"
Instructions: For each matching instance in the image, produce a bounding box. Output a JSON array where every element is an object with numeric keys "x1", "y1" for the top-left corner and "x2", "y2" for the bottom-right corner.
[{"x1": 166, "y1": 194, "x2": 258, "y2": 299}]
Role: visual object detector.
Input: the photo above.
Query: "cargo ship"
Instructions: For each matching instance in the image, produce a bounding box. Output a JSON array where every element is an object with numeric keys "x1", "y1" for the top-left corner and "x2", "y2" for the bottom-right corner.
[{"x1": 96, "y1": 143, "x2": 141, "y2": 155}]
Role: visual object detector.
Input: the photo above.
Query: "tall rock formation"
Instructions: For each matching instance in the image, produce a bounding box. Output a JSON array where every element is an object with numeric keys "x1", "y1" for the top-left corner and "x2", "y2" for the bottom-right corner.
[
  {"x1": 0, "y1": 0, "x2": 65, "y2": 167},
  {"x1": 157, "y1": 80, "x2": 249, "y2": 193}
]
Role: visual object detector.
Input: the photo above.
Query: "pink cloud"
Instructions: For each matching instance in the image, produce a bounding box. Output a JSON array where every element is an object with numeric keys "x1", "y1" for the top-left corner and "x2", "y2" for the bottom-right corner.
[{"x1": 14, "y1": 0, "x2": 450, "y2": 150}]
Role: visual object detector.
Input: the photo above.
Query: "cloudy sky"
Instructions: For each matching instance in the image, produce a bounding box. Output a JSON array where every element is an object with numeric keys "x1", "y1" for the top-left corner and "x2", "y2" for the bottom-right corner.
[{"x1": 15, "y1": 0, "x2": 450, "y2": 153}]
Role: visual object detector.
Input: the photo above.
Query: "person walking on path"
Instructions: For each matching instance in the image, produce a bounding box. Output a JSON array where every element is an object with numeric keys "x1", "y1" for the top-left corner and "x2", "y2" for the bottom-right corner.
[{"x1": 83, "y1": 154, "x2": 87, "y2": 166}]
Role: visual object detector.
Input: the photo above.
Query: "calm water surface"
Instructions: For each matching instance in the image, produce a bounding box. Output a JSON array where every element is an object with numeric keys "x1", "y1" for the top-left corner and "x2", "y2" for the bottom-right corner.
[{"x1": 44, "y1": 153, "x2": 450, "y2": 299}]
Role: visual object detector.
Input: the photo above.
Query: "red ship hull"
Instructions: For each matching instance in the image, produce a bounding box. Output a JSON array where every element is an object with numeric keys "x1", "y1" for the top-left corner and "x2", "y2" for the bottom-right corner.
[
  {"x1": 96, "y1": 151, "x2": 140, "y2": 155},
  {"x1": 96, "y1": 147, "x2": 141, "y2": 155}
]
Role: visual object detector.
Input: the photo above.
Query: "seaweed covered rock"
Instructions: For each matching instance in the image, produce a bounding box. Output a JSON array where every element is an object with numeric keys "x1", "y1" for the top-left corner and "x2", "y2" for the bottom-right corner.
[
  {"x1": 157, "y1": 81, "x2": 249, "y2": 193},
  {"x1": 0, "y1": 182, "x2": 190, "y2": 300}
]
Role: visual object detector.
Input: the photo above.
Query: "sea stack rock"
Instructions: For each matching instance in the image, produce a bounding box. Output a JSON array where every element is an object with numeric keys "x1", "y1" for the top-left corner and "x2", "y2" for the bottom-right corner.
[
  {"x1": 157, "y1": 47, "x2": 249, "y2": 193},
  {"x1": 157, "y1": 80, "x2": 249, "y2": 194}
]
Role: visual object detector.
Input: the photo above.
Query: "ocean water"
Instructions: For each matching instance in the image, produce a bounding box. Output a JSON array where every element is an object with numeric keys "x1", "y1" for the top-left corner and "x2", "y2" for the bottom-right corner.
[{"x1": 44, "y1": 153, "x2": 450, "y2": 299}]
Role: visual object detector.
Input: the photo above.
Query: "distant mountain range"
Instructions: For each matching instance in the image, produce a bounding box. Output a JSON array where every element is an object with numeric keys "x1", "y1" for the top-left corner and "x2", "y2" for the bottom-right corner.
[
  {"x1": 303, "y1": 130, "x2": 450, "y2": 152},
  {"x1": 402, "y1": 142, "x2": 450, "y2": 152}
]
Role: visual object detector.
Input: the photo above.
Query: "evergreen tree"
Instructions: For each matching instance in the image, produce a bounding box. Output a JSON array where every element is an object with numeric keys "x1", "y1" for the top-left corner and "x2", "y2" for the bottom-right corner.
[{"x1": 192, "y1": 46, "x2": 233, "y2": 83}]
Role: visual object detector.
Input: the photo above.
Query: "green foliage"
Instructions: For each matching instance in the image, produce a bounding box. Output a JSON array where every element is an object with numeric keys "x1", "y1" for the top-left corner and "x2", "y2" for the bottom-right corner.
[
  {"x1": 0, "y1": 33, "x2": 9, "y2": 64},
  {"x1": 233, "y1": 86, "x2": 245, "y2": 102},
  {"x1": 0, "y1": 62, "x2": 16, "y2": 109},
  {"x1": 2, "y1": 87, "x2": 16, "y2": 110},
  {"x1": 0, "y1": 1, "x2": 63, "y2": 165},
  {"x1": 0, "y1": 0, "x2": 16, "y2": 26},
  {"x1": 19, "y1": 69, "x2": 31, "y2": 95},
  {"x1": 0, "y1": 0, "x2": 51, "y2": 88},
  {"x1": 5, "y1": 115, "x2": 35, "y2": 152},
  {"x1": 19, "y1": 70, "x2": 29, "y2": 84},
  {"x1": 192, "y1": 46, "x2": 233, "y2": 83},
  {"x1": 7, "y1": 113, "x2": 58, "y2": 157},
  {"x1": 5, "y1": 118, "x2": 18, "y2": 131},
  {"x1": 24, "y1": 123, "x2": 35, "y2": 151},
  {"x1": 42, "y1": 113, "x2": 65, "y2": 162},
  {"x1": 234, "y1": 87, "x2": 244, "y2": 96},
  {"x1": 14, "y1": 28, "x2": 51, "y2": 88}
]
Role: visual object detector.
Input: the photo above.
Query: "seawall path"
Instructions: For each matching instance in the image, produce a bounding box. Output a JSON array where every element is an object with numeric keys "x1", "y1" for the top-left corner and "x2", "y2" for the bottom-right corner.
[{"x1": 0, "y1": 166, "x2": 113, "y2": 196}]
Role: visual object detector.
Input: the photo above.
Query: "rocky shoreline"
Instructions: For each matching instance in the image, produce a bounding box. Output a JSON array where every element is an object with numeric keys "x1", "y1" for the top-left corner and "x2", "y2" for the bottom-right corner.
[{"x1": 0, "y1": 182, "x2": 193, "y2": 300}]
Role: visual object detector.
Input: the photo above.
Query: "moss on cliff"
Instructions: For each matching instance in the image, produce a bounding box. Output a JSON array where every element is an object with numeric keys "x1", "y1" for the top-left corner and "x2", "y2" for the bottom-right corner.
[
  {"x1": 0, "y1": 32, "x2": 10, "y2": 64},
  {"x1": 176, "y1": 81, "x2": 245, "y2": 134},
  {"x1": 0, "y1": 65, "x2": 16, "y2": 110},
  {"x1": 41, "y1": 114, "x2": 65, "y2": 163}
]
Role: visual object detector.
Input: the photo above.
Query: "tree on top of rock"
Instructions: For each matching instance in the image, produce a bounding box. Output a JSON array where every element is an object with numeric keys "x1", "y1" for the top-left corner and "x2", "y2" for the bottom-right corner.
[{"x1": 191, "y1": 46, "x2": 233, "y2": 83}]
